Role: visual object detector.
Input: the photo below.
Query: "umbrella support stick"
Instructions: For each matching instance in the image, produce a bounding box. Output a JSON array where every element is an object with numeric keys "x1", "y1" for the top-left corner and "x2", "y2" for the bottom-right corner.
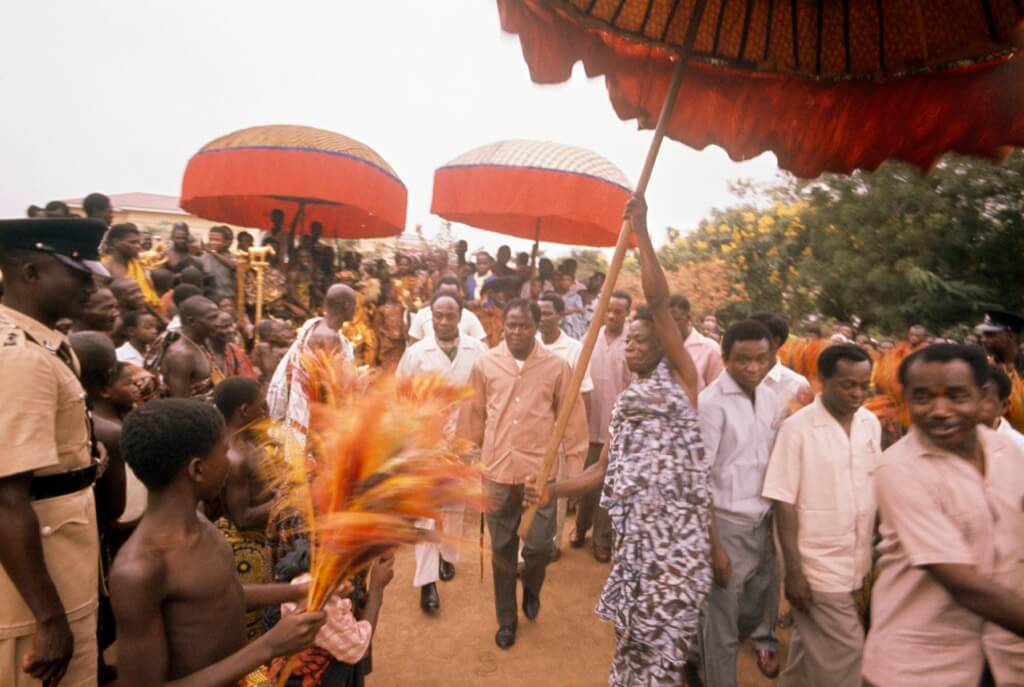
[
  {"x1": 254, "y1": 264, "x2": 266, "y2": 327},
  {"x1": 517, "y1": 53, "x2": 689, "y2": 539}
]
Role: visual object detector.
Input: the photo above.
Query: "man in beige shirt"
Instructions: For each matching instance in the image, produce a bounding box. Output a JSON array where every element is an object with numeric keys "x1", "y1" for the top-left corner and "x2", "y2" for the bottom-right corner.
[
  {"x1": 863, "y1": 343, "x2": 1024, "y2": 687},
  {"x1": 459, "y1": 298, "x2": 588, "y2": 650},
  {"x1": 0, "y1": 218, "x2": 109, "y2": 687},
  {"x1": 670, "y1": 294, "x2": 724, "y2": 391},
  {"x1": 763, "y1": 344, "x2": 880, "y2": 687}
]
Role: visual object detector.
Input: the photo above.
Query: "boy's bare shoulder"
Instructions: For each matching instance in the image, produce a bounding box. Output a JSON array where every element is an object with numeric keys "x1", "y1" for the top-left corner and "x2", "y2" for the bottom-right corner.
[{"x1": 110, "y1": 534, "x2": 168, "y2": 597}]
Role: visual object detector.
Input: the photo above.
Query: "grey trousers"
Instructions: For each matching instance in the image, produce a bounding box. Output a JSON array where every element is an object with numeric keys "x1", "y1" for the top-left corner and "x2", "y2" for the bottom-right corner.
[
  {"x1": 573, "y1": 442, "x2": 612, "y2": 548},
  {"x1": 485, "y1": 479, "x2": 557, "y2": 628},
  {"x1": 780, "y1": 589, "x2": 864, "y2": 687},
  {"x1": 700, "y1": 513, "x2": 780, "y2": 687}
]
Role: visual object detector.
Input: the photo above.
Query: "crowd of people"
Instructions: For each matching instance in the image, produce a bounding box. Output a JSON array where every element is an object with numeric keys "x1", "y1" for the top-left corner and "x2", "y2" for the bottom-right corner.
[{"x1": 2, "y1": 192, "x2": 1024, "y2": 687}]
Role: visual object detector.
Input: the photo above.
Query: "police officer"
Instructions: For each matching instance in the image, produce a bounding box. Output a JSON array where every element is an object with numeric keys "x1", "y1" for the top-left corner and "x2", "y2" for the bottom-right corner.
[
  {"x1": 978, "y1": 309, "x2": 1024, "y2": 375},
  {"x1": 0, "y1": 218, "x2": 108, "y2": 686}
]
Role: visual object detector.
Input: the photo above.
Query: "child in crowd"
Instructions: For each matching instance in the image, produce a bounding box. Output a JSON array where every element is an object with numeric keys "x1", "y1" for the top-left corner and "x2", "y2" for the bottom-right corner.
[
  {"x1": 116, "y1": 310, "x2": 160, "y2": 368},
  {"x1": 111, "y1": 399, "x2": 325, "y2": 686}
]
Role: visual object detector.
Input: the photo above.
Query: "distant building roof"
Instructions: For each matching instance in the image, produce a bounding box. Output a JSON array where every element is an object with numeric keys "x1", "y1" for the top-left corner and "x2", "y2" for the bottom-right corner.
[{"x1": 64, "y1": 192, "x2": 187, "y2": 215}]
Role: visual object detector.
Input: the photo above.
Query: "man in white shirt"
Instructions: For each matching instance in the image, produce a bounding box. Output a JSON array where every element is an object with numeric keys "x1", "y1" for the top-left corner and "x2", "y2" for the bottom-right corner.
[
  {"x1": 536, "y1": 292, "x2": 592, "y2": 561},
  {"x1": 396, "y1": 291, "x2": 487, "y2": 615},
  {"x1": 698, "y1": 319, "x2": 787, "y2": 686},
  {"x1": 670, "y1": 294, "x2": 724, "y2": 391},
  {"x1": 751, "y1": 312, "x2": 812, "y2": 409},
  {"x1": 407, "y1": 276, "x2": 487, "y2": 344},
  {"x1": 762, "y1": 344, "x2": 880, "y2": 687},
  {"x1": 981, "y1": 364, "x2": 1024, "y2": 451}
]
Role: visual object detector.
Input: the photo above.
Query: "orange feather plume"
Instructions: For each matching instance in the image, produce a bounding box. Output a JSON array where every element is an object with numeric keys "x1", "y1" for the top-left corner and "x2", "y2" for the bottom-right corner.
[{"x1": 268, "y1": 351, "x2": 483, "y2": 684}]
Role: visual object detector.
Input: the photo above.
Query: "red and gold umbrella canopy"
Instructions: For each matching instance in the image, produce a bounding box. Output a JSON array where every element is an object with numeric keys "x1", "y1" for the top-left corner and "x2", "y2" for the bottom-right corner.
[
  {"x1": 431, "y1": 139, "x2": 633, "y2": 247},
  {"x1": 180, "y1": 124, "x2": 407, "y2": 238},
  {"x1": 499, "y1": 0, "x2": 1024, "y2": 177}
]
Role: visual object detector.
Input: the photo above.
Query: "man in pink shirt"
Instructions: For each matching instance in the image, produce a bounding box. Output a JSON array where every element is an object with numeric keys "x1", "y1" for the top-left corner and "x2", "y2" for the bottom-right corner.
[
  {"x1": 458, "y1": 299, "x2": 588, "y2": 650},
  {"x1": 670, "y1": 294, "x2": 724, "y2": 391},
  {"x1": 572, "y1": 290, "x2": 633, "y2": 563},
  {"x1": 863, "y1": 344, "x2": 1024, "y2": 687}
]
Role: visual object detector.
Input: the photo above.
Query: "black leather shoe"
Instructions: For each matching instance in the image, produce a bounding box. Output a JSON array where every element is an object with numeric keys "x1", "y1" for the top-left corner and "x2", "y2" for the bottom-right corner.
[
  {"x1": 522, "y1": 591, "x2": 540, "y2": 621},
  {"x1": 439, "y1": 558, "x2": 456, "y2": 582},
  {"x1": 420, "y1": 582, "x2": 440, "y2": 613},
  {"x1": 495, "y1": 624, "x2": 516, "y2": 649}
]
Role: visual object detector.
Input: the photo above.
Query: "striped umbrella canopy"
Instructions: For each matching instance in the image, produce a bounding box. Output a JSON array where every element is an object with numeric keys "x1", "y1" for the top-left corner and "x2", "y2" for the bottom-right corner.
[
  {"x1": 499, "y1": 0, "x2": 1024, "y2": 177},
  {"x1": 431, "y1": 139, "x2": 633, "y2": 247},
  {"x1": 180, "y1": 124, "x2": 407, "y2": 238}
]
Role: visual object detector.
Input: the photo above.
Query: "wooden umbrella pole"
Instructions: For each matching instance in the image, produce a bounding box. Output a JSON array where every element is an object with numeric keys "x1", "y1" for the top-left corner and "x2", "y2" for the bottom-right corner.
[{"x1": 517, "y1": 51, "x2": 692, "y2": 539}]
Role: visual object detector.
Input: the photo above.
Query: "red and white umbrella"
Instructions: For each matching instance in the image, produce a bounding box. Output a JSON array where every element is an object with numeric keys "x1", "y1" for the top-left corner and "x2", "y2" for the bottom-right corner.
[{"x1": 431, "y1": 139, "x2": 632, "y2": 247}]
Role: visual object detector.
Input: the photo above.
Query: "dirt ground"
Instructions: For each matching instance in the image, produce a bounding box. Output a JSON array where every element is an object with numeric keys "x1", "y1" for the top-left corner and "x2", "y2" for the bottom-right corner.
[
  {"x1": 370, "y1": 510, "x2": 789, "y2": 687},
  {"x1": 109, "y1": 509, "x2": 788, "y2": 686}
]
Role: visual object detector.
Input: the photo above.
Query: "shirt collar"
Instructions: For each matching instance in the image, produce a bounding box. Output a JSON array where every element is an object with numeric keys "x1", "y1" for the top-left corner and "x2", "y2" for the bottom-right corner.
[
  {"x1": 766, "y1": 360, "x2": 785, "y2": 382},
  {"x1": 0, "y1": 304, "x2": 67, "y2": 353},
  {"x1": 496, "y1": 339, "x2": 546, "y2": 364},
  {"x1": 422, "y1": 335, "x2": 471, "y2": 351},
  {"x1": 537, "y1": 330, "x2": 565, "y2": 348},
  {"x1": 809, "y1": 394, "x2": 870, "y2": 428},
  {"x1": 718, "y1": 370, "x2": 751, "y2": 396},
  {"x1": 904, "y1": 424, "x2": 1006, "y2": 462},
  {"x1": 684, "y1": 327, "x2": 702, "y2": 346}
]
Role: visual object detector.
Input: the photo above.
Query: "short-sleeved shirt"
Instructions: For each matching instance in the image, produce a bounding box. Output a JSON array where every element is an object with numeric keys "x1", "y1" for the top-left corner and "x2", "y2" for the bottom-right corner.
[
  {"x1": 0, "y1": 305, "x2": 99, "y2": 637},
  {"x1": 587, "y1": 326, "x2": 631, "y2": 444},
  {"x1": 536, "y1": 330, "x2": 593, "y2": 393},
  {"x1": 863, "y1": 426, "x2": 1024, "y2": 687},
  {"x1": 684, "y1": 327, "x2": 724, "y2": 392},
  {"x1": 762, "y1": 360, "x2": 811, "y2": 410},
  {"x1": 762, "y1": 396, "x2": 881, "y2": 592},
  {"x1": 699, "y1": 372, "x2": 786, "y2": 525},
  {"x1": 407, "y1": 306, "x2": 487, "y2": 343}
]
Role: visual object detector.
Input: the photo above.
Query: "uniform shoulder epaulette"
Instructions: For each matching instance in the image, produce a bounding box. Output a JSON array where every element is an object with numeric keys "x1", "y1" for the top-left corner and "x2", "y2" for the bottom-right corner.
[{"x1": 0, "y1": 321, "x2": 26, "y2": 348}]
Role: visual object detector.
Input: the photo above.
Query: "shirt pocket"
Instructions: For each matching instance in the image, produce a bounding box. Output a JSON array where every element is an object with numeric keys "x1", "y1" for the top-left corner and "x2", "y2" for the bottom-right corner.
[
  {"x1": 35, "y1": 491, "x2": 100, "y2": 614},
  {"x1": 56, "y1": 374, "x2": 90, "y2": 461}
]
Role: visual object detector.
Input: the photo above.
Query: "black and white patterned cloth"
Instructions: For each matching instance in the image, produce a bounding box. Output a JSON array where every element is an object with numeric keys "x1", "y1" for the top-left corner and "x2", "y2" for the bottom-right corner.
[{"x1": 597, "y1": 359, "x2": 713, "y2": 687}]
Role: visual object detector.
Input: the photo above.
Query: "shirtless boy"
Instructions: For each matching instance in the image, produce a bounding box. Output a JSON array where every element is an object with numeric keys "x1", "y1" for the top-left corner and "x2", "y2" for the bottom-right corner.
[
  {"x1": 214, "y1": 378, "x2": 274, "y2": 533},
  {"x1": 111, "y1": 399, "x2": 325, "y2": 686}
]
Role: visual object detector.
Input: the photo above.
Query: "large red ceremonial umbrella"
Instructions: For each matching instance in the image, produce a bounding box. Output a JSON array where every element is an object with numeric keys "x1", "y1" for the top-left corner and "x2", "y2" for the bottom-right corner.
[
  {"x1": 502, "y1": 0, "x2": 1024, "y2": 534},
  {"x1": 180, "y1": 124, "x2": 407, "y2": 239},
  {"x1": 431, "y1": 139, "x2": 633, "y2": 247}
]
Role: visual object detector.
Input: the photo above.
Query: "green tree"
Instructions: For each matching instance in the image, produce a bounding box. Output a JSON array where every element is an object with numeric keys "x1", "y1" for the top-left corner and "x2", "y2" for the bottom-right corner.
[{"x1": 796, "y1": 152, "x2": 1024, "y2": 332}]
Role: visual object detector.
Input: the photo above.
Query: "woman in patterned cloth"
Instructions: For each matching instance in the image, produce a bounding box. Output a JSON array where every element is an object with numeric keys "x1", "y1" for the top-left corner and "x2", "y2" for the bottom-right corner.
[{"x1": 526, "y1": 195, "x2": 720, "y2": 686}]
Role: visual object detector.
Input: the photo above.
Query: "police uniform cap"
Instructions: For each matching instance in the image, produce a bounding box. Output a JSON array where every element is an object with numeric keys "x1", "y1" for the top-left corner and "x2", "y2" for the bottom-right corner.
[
  {"x1": 0, "y1": 218, "x2": 110, "y2": 278},
  {"x1": 976, "y1": 309, "x2": 1024, "y2": 334}
]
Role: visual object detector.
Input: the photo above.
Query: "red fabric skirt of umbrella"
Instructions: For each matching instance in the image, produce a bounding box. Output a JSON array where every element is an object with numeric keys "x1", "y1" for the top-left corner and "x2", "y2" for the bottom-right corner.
[
  {"x1": 495, "y1": 0, "x2": 1024, "y2": 536},
  {"x1": 431, "y1": 139, "x2": 633, "y2": 247},
  {"x1": 180, "y1": 124, "x2": 407, "y2": 239}
]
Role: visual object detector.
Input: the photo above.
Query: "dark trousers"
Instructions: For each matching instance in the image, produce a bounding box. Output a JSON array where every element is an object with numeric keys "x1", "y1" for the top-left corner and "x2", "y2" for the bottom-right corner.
[
  {"x1": 485, "y1": 479, "x2": 557, "y2": 628},
  {"x1": 574, "y1": 442, "x2": 612, "y2": 548}
]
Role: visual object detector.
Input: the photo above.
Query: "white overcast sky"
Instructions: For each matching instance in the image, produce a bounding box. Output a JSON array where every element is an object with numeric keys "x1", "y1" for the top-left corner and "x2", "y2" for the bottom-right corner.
[{"x1": 0, "y1": 1, "x2": 781, "y2": 255}]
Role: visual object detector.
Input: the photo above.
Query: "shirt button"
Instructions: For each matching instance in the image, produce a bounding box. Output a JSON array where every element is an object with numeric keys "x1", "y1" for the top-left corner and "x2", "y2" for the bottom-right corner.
[
  {"x1": 513, "y1": 420, "x2": 518, "y2": 425},
  {"x1": 515, "y1": 397, "x2": 520, "y2": 402},
  {"x1": 40, "y1": 526, "x2": 53, "y2": 537}
]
